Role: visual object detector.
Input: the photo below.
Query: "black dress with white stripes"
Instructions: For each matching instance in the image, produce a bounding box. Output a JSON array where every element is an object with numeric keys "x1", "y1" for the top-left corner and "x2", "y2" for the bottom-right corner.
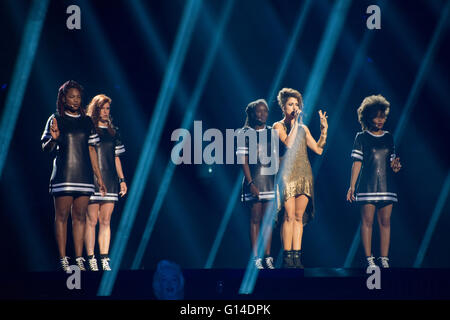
[
  {"x1": 41, "y1": 112, "x2": 100, "y2": 196},
  {"x1": 236, "y1": 126, "x2": 276, "y2": 203},
  {"x1": 89, "y1": 126, "x2": 125, "y2": 202},
  {"x1": 351, "y1": 130, "x2": 398, "y2": 204}
]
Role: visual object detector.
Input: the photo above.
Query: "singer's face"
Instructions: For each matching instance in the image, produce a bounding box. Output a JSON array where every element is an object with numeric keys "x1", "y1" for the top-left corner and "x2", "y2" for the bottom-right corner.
[
  {"x1": 64, "y1": 88, "x2": 81, "y2": 110},
  {"x1": 284, "y1": 97, "x2": 300, "y2": 117},
  {"x1": 100, "y1": 103, "x2": 111, "y2": 121}
]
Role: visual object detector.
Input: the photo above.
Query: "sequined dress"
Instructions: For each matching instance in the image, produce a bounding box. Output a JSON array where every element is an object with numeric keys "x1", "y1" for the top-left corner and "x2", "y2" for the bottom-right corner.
[{"x1": 275, "y1": 121, "x2": 314, "y2": 225}]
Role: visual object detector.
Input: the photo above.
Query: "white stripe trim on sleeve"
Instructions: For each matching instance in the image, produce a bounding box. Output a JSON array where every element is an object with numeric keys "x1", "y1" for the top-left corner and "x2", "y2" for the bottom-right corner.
[{"x1": 351, "y1": 153, "x2": 363, "y2": 160}]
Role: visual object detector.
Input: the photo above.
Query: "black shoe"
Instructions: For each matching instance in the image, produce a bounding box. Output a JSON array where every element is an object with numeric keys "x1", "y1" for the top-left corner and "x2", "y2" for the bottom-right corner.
[
  {"x1": 283, "y1": 250, "x2": 295, "y2": 269},
  {"x1": 293, "y1": 250, "x2": 304, "y2": 269}
]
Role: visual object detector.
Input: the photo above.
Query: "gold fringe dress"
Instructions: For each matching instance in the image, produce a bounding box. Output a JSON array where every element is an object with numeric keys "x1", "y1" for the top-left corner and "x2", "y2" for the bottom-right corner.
[{"x1": 275, "y1": 121, "x2": 315, "y2": 225}]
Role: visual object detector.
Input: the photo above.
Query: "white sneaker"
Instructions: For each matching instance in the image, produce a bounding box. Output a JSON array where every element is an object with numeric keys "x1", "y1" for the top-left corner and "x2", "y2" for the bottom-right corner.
[
  {"x1": 59, "y1": 256, "x2": 70, "y2": 272},
  {"x1": 88, "y1": 256, "x2": 99, "y2": 271},
  {"x1": 366, "y1": 255, "x2": 376, "y2": 268},
  {"x1": 254, "y1": 257, "x2": 264, "y2": 269},
  {"x1": 264, "y1": 256, "x2": 275, "y2": 269},
  {"x1": 378, "y1": 257, "x2": 390, "y2": 268},
  {"x1": 75, "y1": 257, "x2": 87, "y2": 271},
  {"x1": 101, "y1": 257, "x2": 111, "y2": 271}
]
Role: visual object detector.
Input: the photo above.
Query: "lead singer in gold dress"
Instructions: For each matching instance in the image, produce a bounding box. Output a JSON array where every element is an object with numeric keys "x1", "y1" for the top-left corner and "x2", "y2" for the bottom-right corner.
[{"x1": 273, "y1": 88, "x2": 328, "y2": 269}]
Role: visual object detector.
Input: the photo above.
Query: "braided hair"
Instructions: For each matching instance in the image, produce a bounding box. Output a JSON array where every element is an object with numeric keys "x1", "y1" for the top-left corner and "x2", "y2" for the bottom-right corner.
[
  {"x1": 56, "y1": 80, "x2": 85, "y2": 116},
  {"x1": 244, "y1": 99, "x2": 269, "y2": 128}
]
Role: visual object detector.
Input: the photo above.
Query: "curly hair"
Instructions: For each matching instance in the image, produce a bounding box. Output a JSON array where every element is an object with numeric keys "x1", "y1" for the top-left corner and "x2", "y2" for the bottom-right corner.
[
  {"x1": 86, "y1": 94, "x2": 116, "y2": 136},
  {"x1": 357, "y1": 94, "x2": 390, "y2": 131},
  {"x1": 277, "y1": 87, "x2": 303, "y2": 112},
  {"x1": 244, "y1": 98, "x2": 268, "y2": 128},
  {"x1": 56, "y1": 80, "x2": 85, "y2": 116}
]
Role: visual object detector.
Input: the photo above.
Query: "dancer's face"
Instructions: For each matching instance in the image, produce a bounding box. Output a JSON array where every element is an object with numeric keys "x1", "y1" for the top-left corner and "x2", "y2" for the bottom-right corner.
[
  {"x1": 64, "y1": 88, "x2": 81, "y2": 112},
  {"x1": 252, "y1": 103, "x2": 268, "y2": 126},
  {"x1": 284, "y1": 97, "x2": 300, "y2": 118},
  {"x1": 100, "y1": 102, "x2": 111, "y2": 122},
  {"x1": 372, "y1": 110, "x2": 386, "y2": 130}
]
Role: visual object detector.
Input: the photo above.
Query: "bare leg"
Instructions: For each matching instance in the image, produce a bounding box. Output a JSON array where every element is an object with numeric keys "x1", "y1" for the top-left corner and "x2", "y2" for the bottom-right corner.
[
  {"x1": 85, "y1": 203, "x2": 100, "y2": 256},
  {"x1": 282, "y1": 197, "x2": 295, "y2": 250},
  {"x1": 377, "y1": 203, "x2": 393, "y2": 257},
  {"x1": 71, "y1": 196, "x2": 89, "y2": 258},
  {"x1": 261, "y1": 201, "x2": 273, "y2": 256},
  {"x1": 249, "y1": 202, "x2": 262, "y2": 257},
  {"x1": 98, "y1": 202, "x2": 114, "y2": 255},
  {"x1": 54, "y1": 196, "x2": 73, "y2": 258},
  {"x1": 360, "y1": 204, "x2": 376, "y2": 257},
  {"x1": 293, "y1": 195, "x2": 308, "y2": 251}
]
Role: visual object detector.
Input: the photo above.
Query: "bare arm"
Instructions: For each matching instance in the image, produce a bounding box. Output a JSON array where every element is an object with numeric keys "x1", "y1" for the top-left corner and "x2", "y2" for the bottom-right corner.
[
  {"x1": 303, "y1": 110, "x2": 328, "y2": 155},
  {"x1": 303, "y1": 125, "x2": 326, "y2": 155},
  {"x1": 89, "y1": 145, "x2": 106, "y2": 195},
  {"x1": 346, "y1": 161, "x2": 362, "y2": 202},
  {"x1": 273, "y1": 120, "x2": 299, "y2": 149},
  {"x1": 115, "y1": 156, "x2": 127, "y2": 197},
  {"x1": 240, "y1": 155, "x2": 259, "y2": 197}
]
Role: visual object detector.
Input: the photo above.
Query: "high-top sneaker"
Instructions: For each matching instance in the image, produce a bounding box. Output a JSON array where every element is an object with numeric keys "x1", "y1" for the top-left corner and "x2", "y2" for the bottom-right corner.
[
  {"x1": 59, "y1": 256, "x2": 70, "y2": 272},
  {"x1": 378, "y1": 256, "x2": 390, "y2": 268},
  {"x1": 293, "y1": 250, "x2": 304, "y2": 269},
  {"x1": 254, "y1": 257, "x2": 264, "y2": 269},
  {"x1": 101, "y1": 257, "x2": 112, "y2": 271},
  {"x1": 87, "y1": 255, "x2": 99, "y2": 271},
  {"x1": 75, "y1": 257, "x2": 87, "y2": 271},
  {"x1": 366, "y1": 255, "x2": 377, "y2": 268},
  {"x1": 282, "y1": 250, "x2": 295, "y2": 269},
  {"x1": 264, "y1": 256, "x2": 275, "y2": 269}
]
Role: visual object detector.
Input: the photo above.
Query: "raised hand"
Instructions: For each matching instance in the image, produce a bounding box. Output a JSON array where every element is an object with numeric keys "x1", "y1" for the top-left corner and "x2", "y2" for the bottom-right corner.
[
  {"x1": 50, "y1": 117, "x2": 60, "y2": 140},
  {"x1": 318, "y1": 110, "x2": 328, "y2": 132}
]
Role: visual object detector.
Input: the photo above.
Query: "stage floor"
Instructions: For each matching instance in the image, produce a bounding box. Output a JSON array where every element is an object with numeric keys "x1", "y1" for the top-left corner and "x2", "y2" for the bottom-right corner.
[{"x1": 1, "y1": 268, "x2": 449, "y2": 300}]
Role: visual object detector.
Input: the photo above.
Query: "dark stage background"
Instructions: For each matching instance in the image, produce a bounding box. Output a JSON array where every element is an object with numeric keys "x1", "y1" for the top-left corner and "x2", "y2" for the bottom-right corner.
[{"x1": 0, "y1": 0, "x2": 449, "y2": 272}]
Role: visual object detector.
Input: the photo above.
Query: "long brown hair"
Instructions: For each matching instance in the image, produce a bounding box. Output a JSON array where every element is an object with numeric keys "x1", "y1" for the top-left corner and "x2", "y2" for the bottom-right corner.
[{"x1": 86, "y1": 94, "x2": 116, "y2": 136}]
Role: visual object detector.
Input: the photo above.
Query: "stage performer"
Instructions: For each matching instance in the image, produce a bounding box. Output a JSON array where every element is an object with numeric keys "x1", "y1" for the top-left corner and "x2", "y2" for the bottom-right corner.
[
  {"x1": 41, "y1": 80, "x2": 106, "y2": 271},
  {"x1": 273, "y1": 88, "x2": 328, "y2": 268},
  {"x1": 237, "y1": 99, "x2": 276, "y2": 269},
  {"x1": 347, "y1": 94, "x2": 401, "y2": 268},
  {"x1": 85, "y1": 94, "x2": 127, "y2": 271}
]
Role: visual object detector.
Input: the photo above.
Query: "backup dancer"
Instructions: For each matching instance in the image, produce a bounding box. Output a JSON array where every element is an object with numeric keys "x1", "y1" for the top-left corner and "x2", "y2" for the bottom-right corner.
[
  {"x1": 85, "y1": 94, "x2": 127, "y2": 271},
  {"x1": 273, "y1": 88, "x2": 328, "y2": 268},
  {"x1": 41, "y1": 80, "x2": 106, "y2": 271},
  {"x1": 237, "y1": 99, "x2": 276, "y2": 269},
  {"x1": 346, "y1": 94, "x2": 401, "y2": 268}
]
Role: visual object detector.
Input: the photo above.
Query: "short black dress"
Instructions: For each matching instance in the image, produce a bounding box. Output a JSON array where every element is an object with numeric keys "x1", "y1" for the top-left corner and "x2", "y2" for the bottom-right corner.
[
  {"x1": 236, "y1": 126, "x2": 276, "y2": 203},
  {"x1": 89, "y1": 125, "x2": 125, "y2": 202},
  {"x1": 351, "y1": 130, "x2": 398, "y2": 204},
  {"x1": 41, "y1": 112, "x2": 100, "y2": 197}
]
